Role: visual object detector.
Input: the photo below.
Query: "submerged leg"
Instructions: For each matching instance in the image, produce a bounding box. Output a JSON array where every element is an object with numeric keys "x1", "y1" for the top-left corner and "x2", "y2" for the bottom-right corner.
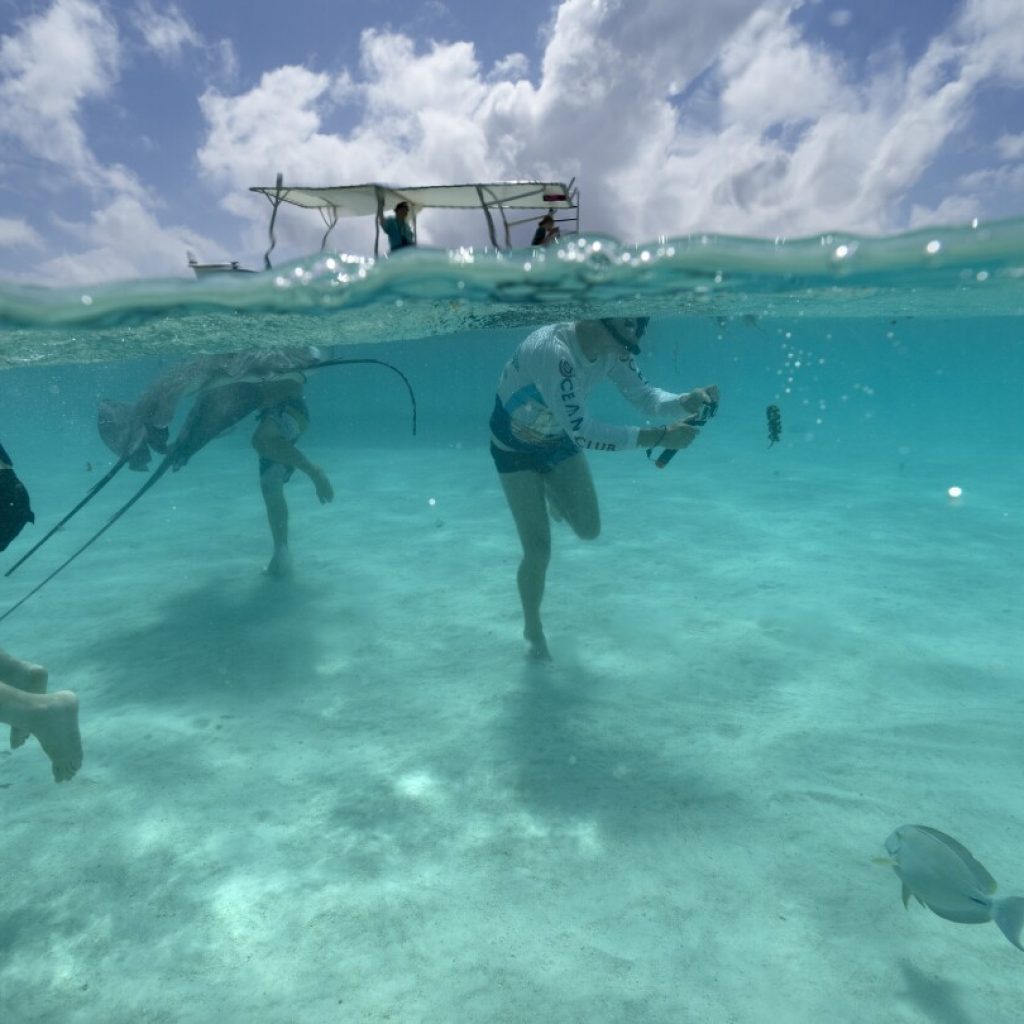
[
  {"x1": 544, "y1": 453, "x2": 600, "y2": 541},
  {"x1": 499, "y1": 470, "x2": 553, "y2": 660},
  {"x1": 0, "y1": 680, "x2": 82, "y2": 782},
  {"x1": 260, "y1": 471, "x2": 292, "y2": 578},
  {"x1": 0, "y1": 648, "x2": 48, "y2": 749}
]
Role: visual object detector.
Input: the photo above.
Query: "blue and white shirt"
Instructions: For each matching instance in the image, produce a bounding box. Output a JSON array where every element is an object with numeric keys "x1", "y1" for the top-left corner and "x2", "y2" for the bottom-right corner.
[{"x1": 492, "y1": 323, "x2": 681, "y2": 452}]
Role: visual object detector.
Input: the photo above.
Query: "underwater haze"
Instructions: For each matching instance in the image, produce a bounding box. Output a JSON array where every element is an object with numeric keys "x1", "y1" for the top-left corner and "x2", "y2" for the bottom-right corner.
[{"x1": 2, "y1": 224, "x2": 1023, "y2": 1023}]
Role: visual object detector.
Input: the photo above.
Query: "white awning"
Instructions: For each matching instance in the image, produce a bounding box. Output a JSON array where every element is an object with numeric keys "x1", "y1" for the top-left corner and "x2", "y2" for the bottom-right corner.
[{"x1": 249, "y1": 180, "x2": 577, "y2": 216}]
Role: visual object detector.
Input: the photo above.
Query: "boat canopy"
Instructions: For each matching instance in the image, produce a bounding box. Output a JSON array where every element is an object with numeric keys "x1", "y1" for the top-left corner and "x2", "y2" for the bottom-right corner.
[{"x1": 249, "y1": 175, "x2": 579, "y2": 265}]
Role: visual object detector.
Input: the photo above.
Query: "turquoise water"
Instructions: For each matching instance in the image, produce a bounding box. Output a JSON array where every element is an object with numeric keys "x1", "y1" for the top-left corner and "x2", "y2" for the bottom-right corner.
[
  {"x1": 2, "y1": 222, "x2": 1023, "y2": 1021},
  {"x1": 2, "y1": 218, "x2": 1023, "y2": 365}
]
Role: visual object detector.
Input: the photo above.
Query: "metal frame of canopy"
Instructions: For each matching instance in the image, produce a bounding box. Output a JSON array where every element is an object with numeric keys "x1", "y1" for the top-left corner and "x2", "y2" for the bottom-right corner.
[{"x1": 249, "y1": 174, "x2": 580, "y2": 266}]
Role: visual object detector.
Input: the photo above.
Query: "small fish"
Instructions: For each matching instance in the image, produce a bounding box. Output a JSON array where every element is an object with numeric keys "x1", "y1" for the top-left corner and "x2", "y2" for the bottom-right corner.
[
  {"x1": 882, "y1": 824, "x2": 1024, "y2": 951},
  {"x1": 766, "y1": 405, "x2": 782, "y2": 446}
]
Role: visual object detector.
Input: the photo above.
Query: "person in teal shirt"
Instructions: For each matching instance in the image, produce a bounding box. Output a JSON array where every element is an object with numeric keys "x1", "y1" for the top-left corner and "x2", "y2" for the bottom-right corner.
[{"x1": 379, "y1": 201, "x2": 415, "y2": 252}]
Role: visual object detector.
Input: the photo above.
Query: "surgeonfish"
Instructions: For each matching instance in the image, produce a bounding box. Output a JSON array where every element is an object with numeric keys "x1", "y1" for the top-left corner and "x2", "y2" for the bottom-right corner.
[{"x1": 883, "y1": 824, "x2": 1024, "y2": 951}]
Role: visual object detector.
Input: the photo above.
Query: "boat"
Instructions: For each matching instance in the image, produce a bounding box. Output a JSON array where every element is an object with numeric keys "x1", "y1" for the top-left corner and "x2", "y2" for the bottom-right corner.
[
  {"x1": 248, "y1": 174, "x2": 580, "y2": 267},
  {"x1": 186, "y1": 251, "x2": 256, "y2": 277}
]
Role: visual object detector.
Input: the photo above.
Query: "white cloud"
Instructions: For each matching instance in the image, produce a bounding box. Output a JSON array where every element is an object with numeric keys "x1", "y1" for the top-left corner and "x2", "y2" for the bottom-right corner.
[
  {"x1": 213, "y1": 38, "x2": 240, "y2": 83},
  {"x1": 0, "y1": 0, "x2": 124, "y2": 189},
  {"x1": 194, "y1": 1, "x2": 770, "y2": 255},
  {"x1": 130, "y1": 1, "x2": 200, "y2": 62},
  {"x1": 996, "y1": 132, "x2": 1024, "y2": 159},
  {"x1": 128, "y1": 2, "x2": 238, "y2": 82},
  {"x1": 0, "y1": 217, "x2": 44, "y2": 248},
  {"x1": 0, "y1": 0, "x2": 241, "y2": 282},
  {"x1": 957, "y1": 0, "x2": 1024, "y2": 85},
  {"x1": 8, "y1": 0, "x2": 1024, "y2": 282},
  {"x1": 490, "y1": 53, "x2": 529, "y2": 81},
  {"x1": 198, "y1": 65, "x2": 354, "y2": 191},
  {"x1": 599, "y1": 0, "x2": 1024, "y2": 237},
  {"x1": 39, "y1": 194, "x2": 226, "y2": 284},
  {"x1": 907, "y1": 194, "x2": 983, "y2": 229}
]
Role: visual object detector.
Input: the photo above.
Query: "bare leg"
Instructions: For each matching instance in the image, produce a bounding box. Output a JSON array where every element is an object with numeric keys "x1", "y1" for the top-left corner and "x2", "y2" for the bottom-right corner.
[
  {"x1": 497, "y1": 454, "x2": 599, "y2": 660},
  {"x1": 0, "y1": 681, "x2": 82, "y2": 782},
  {"x1": 252, "y1": 409, "x2": 332, "y2": 578},
  {"x1": 0, "y1": 648, "x2": 48, "y2": 749},
  {"x1": 499, "y1": 470, "x2": 552, "y2": 660},
  {"x1": 260, "y1": 470, "x2": 292, "y2": 578},
  {"x1": 544, "y1": 455, "x2": 600, "y2": 541}
]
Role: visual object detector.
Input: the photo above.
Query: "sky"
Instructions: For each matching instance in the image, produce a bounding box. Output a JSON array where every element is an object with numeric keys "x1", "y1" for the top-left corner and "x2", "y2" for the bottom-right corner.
[{"x1": 0, "y1": 0, "x2": 1022, "y2": 284}]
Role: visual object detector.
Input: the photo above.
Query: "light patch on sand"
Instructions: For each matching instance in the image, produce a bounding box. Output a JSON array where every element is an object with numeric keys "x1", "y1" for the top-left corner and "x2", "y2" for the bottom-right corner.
[
  {"x1": 395, "y1": 771, "x2": 445, "y2": 802},
  {"x1": 210, "y1": 875, "x2": 279, "y2": 943},
  {"x1": 566, "y1": 819, "x2": 604, "y2": 855}
]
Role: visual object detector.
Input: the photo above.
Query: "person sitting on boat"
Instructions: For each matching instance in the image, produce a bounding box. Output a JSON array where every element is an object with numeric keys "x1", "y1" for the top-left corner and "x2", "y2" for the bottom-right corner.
[
  {"x1": 379, "y1": 201, "x2": 416, "y2": 252},
  {"x1": 489, "y1": 317, "x2": 719, "y2": 661},
  {"x1": 531, "y1": 215, "x2": 560, "y2": 247}
]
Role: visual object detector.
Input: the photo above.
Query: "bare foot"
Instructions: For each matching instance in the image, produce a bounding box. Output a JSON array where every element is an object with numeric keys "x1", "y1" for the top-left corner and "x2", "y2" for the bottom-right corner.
[
  {"x1": 525, "y1": 627, "x2": 552, "y2": 662},
  {"x1": 9, "y1": 661, "x2": 48, "y2": 750},
  {"x1": 264, "y1": 547, "x2": 294, "y2": 579},
  {"x1": 29, "y1": 691, "x2": 83, "y2": 782}
]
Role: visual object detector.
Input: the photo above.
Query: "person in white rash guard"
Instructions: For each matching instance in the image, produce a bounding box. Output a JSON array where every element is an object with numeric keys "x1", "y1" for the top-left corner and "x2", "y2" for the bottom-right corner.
[{"x1": 489, "y1": 317, "x2": 720, "y2": 661}]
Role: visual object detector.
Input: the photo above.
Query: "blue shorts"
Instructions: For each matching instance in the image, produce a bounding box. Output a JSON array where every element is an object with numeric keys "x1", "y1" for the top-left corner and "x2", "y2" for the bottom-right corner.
[
  {"x1": 488, "y1": 396, "x2": 579, "y2": 475},
  {"x1": 258, "y1": 397, "x2": 309, "y2": 481}
]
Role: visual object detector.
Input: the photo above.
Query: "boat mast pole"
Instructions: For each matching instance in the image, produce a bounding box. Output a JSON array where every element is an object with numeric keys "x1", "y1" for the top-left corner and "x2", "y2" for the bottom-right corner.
[
  {"x1": 374, "y1": 186, "x2": 385, "y2": 258},
  {"x1": 263, "y1": 172, "x2": 284, "y2": 270},
  {"x1": 475, "y1": 185, "x2": 500, "y2": 250}
]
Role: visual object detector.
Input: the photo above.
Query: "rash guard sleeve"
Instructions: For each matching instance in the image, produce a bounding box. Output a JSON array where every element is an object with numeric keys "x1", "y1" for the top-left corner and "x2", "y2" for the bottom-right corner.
[
  {"x1": 606, "y1": 353, "x2": 683, "y2": 420},
  {"x1": 528, "y1": 340, "x2": 643, "y2": 451}
]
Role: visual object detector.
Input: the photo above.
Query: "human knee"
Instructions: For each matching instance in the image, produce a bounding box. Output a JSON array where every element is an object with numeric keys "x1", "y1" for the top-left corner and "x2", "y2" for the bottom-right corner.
[
  {"x1": 521, "y1": 533, "x2": 551, "y2": 567},
  {"x1": 573, "y1": 516, "x2": 600, "y2": 541}
]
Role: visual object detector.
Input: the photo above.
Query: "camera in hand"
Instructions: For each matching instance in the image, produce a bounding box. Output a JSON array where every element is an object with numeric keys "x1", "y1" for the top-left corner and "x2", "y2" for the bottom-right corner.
[{"x1": 649, "y1": 399, "x2": 718, "y2": 469}]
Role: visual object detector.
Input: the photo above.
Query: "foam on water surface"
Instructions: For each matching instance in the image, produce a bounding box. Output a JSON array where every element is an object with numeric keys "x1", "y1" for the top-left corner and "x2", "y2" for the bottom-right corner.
[{"x1": 2, "y1": 219, "x2": 1023, "y2": 367}]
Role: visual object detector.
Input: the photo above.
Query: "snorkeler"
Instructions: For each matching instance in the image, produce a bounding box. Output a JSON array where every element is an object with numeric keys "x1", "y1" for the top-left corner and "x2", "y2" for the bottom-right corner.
[
  {"x1": 249, "y1": 377, "x2": 334, "y2": 577},
  {"x1": 139, "y1": 359, "x2": 334, "y2": 577},
  {"x1": 490, "y1": 317, "x2": 719, "y2": 660},
  {"x1": 1, "y1": 349, "x2": 414, "y2": 621},
  {"x1": 96, "y1": 348, "x2": 334, "y2": 576}
]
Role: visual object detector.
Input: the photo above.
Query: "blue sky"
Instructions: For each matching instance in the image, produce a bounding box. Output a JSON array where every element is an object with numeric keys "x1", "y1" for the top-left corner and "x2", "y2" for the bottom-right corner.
[{"x1": 0, "y1": 0, "x2": 1022, "y2": 283}]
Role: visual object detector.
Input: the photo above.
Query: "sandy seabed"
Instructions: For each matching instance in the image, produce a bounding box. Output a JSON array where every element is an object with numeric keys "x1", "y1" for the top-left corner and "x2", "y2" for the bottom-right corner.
[{"x1": 2, "y1": 434, "x2": 1022, "y2": 1024}]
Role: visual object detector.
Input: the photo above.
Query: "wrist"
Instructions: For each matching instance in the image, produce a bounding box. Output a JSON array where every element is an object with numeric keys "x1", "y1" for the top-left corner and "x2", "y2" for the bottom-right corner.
[{"x1": 642, "y1": 425, "x2": 667, "y2": 448}]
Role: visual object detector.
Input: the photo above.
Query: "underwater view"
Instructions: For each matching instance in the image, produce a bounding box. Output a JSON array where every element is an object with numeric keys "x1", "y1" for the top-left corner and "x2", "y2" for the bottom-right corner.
[{"x1": 2, "y1": 223, "x2": 1023, "y2": 1021}]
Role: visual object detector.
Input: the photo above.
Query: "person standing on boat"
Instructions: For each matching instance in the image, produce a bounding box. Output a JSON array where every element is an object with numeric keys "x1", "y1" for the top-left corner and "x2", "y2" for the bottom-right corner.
[
  {"x1": 379, "y1": 201, "x2": 416, "y2": 252},
  {"x1": 489, "y1": 318, "x2": 719, "y2": 661}
]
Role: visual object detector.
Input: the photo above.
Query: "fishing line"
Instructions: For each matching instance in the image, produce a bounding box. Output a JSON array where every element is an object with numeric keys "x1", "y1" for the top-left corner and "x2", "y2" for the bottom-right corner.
[{"x1": 4, "y1": 454, "x2": 130, "y2": 577}]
